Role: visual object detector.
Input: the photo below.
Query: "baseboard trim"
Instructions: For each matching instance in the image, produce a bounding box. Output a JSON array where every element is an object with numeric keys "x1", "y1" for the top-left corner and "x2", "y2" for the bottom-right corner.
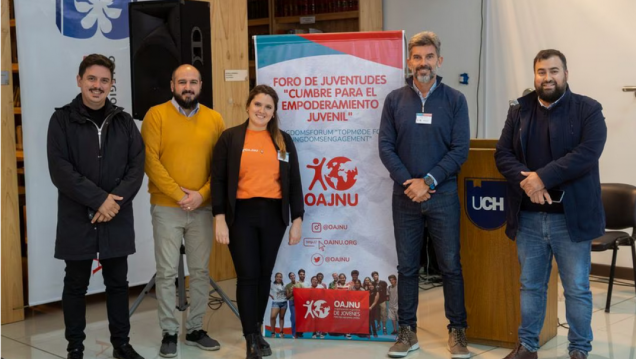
[{"x1": 591, "y1": 263, "x2": 635, "y2": 281}]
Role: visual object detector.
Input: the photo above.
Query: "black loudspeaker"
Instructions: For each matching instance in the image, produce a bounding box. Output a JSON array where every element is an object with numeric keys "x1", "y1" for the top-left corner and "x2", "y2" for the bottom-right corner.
[{"x1": 129, "y1": 0, "x2": 212, "y2": 120}]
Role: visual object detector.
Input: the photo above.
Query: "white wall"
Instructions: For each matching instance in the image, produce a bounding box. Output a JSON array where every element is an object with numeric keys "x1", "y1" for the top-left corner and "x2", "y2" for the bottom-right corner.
[
  {"x1": 384, "y1": 0, "x2": 636, "y2": 269},
  {"x1": 383, "y1": 0, "x2": 483, "y2": 138}
]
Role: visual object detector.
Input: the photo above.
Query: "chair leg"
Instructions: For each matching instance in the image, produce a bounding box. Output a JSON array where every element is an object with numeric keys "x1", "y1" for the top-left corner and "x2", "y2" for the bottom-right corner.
[
  {"x1": 605, "y1": 245, "x2": 618, "y2": 313},
  {"x1": 630, "y1": 238, "x2": 636, "y2": 296}
]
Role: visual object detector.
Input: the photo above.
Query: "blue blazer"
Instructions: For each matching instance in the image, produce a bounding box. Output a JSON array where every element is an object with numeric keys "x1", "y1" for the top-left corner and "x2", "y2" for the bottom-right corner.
[{"x1": 494, "y1": 88, "x2": 607, "y2": 241}]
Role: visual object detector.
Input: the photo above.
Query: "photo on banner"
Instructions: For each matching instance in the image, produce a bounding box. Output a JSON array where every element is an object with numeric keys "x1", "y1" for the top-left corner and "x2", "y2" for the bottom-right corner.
[{"x1": 255, "y1": 31, "x2": 405, "y2": 342}]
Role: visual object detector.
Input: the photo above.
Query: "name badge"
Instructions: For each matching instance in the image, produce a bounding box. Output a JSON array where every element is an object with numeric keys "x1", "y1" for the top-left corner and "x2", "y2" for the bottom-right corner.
[
  {"x1": 415, "y1": 113, "x2": 432, "y2": 125},
  {"x1": 278, "y1": 151, "x2": 289, "y2": 162}
]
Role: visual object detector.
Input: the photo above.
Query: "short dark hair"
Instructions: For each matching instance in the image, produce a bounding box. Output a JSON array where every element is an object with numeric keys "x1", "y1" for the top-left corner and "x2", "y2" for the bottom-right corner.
[
  {"x1": 351, "y1": 270, "x2": 359, "y2": 275},
  {"x1": 371, "y1": 271, "x2": 379, "y2": 277},
  {"x1": 533, "y1": 49, "x2": 567, "y2": 72},
  {"x1": 79, "y1": 54, "x2": 114, "y2": 79},
  {"x1": 288, "y1": 272, "x2": 295, "y2": 278},
  {"x1": 298, "y1": 269, "x2": 305, "y2": 275},
  {"x1": 388, "y1": 274, "x2": 397, "y2": 281},
  {"x1": 408, "y1": 31, "x2": 441, "y2": 57}
]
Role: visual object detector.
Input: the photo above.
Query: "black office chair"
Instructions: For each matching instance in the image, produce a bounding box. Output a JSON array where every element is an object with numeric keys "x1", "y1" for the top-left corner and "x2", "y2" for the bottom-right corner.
[{"x1": 591, "y1": 183, "x2": 636, "y2": 313}]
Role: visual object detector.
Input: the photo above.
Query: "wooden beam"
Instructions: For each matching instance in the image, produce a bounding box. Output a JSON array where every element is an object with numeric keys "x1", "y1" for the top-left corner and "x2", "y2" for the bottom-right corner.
[
  {"x1": 205, "y1": 0, "x2": 249, "y2": 280},
  {"x1": 210, "y1": 0, "x2": 249, "y2": 127},
  {"x1": 1, "y1": 0, "x2": 25, "y2": 324},
  {"x1": 359, "y1": 0, "x2": 383, "y2": 32}
]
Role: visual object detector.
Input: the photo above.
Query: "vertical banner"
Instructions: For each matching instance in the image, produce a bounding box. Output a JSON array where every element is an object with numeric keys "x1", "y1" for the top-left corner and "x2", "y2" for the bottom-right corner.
[
  {"x1": 255, "y1": 31, "x2": 405, "y2": 342},
  {"x1": 15, "y1": 0, "x2": 156, "y2": 305}
]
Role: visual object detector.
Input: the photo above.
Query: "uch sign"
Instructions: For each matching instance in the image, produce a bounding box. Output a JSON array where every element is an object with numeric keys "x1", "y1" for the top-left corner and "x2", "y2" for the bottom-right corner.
[{"x1": 464, "y1": 178, "x2": 507, "y2": 230}]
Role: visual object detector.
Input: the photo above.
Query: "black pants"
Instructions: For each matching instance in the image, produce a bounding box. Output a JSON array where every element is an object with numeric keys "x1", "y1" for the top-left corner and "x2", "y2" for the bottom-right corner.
[
  {"x1": 63, "y1": 256, "x2": 130, "y2": 351},
  {"x1": 228, "y1": 198, "x2": 287, "y2": 335}
]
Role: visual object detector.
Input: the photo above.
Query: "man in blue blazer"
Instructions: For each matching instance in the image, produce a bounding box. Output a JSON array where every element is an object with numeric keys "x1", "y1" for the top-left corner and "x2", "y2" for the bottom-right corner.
[{"x1": 495, "y1": 49, "x2": 607, "y2": 359}]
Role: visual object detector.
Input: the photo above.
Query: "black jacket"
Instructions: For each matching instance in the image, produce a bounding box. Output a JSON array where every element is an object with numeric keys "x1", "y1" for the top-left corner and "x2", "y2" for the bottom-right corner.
[
  {"x1": 495, "y1": 88, "x2": 607, "y2": 242},
  {"x1": 47, "y1": 94, "x2": 145, "y2": 260},
  {"x1": 211, "y1": 121, "x2": 304, "y2": 226}
]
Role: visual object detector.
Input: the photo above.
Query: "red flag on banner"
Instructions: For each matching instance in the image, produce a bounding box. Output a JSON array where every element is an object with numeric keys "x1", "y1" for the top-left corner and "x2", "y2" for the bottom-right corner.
[{"x1": 294, "y1": 288, "x2": 369, "y2": 334}]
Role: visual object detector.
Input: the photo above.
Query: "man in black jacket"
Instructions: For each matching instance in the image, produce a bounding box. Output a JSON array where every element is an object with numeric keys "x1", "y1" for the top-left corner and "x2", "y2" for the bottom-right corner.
[
  {"x1": 47, "y1": 54, "x2": 145, "y2": 359},
  {"x1": 495, "y1": 49, "x2": 607, "y2": 359}
]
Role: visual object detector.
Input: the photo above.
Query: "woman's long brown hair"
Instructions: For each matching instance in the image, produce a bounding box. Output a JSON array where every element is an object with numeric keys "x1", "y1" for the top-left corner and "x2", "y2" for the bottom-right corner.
[{"x1": 246, "y1": 84, "x2": 286, "y2": 155}]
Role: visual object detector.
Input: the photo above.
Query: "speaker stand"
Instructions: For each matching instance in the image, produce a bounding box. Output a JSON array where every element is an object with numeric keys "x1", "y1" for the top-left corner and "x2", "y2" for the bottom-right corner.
[{"x1": 129, "y1": 244, "x2": 239, "y2": 319}]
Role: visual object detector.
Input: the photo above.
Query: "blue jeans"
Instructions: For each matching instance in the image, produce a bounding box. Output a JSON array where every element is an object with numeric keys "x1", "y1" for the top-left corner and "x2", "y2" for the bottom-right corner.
[
  {"x1": 392, "y1": 190, "x2": 467, "y2": 330},
  {"x1": 289, "y1": 300, "x2": 296, "y2": 336},
  {"x1": 516, "y1": 211, "x2": 593, "y2": 355}
]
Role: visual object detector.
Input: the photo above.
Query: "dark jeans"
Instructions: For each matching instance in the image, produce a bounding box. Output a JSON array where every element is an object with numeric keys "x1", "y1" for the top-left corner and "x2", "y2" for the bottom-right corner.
[
  {"x1": 369, "y1": 307, "x2": 379, "y2": 336},
  {"x1": 228, "y1": 198, "x2": 287, "y2": 335},
  {"x1": 289, "y1": 300, "x2": 296, "y2": 336},
  {"x1": 392, "y1": 190, "x2": 467, "y2": 330},
  {"x1": 63, "y1": 256, "x2": 130, "y2": 352}
]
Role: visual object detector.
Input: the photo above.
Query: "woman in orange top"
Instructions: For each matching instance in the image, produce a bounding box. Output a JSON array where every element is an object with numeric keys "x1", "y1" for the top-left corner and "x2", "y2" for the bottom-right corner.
[{"x1": 211, "y1": 85, "x2": 304, "y2": 359}]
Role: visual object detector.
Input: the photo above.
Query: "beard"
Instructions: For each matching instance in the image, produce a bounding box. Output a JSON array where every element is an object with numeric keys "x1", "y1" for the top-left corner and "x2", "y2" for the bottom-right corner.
[
  {"x1": 536, "y1": 80, "x2": 567, "y2": 103},
  {"x1": 173, "y1": 89, "x2": 199, "y2": 110},
  {"x1": 414, "y1": 65, "x2": 437, "y2": 84}
]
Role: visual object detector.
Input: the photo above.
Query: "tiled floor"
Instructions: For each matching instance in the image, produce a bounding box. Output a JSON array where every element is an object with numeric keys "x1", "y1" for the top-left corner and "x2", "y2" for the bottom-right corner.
[{"x1": 2, "y1": 277, "x2": 635, "y2": 359}]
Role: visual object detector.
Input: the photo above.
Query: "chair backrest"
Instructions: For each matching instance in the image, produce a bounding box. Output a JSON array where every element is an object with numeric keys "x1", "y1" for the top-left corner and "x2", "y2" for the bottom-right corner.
[{"x1": 601, "y1": 183, "x2": 636, "y2": 235}]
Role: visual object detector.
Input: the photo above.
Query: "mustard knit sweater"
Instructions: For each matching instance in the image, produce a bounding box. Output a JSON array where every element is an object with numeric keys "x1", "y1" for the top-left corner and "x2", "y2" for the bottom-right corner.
[{"x1": 141, "y1": 101, "x2": 225, "y2": 207}]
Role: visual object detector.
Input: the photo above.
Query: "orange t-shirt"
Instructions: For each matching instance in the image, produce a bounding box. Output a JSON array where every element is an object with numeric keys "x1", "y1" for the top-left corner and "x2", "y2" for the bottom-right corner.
[{"x1": 237, "y1": 129, "x2": 282, "y2": 199}]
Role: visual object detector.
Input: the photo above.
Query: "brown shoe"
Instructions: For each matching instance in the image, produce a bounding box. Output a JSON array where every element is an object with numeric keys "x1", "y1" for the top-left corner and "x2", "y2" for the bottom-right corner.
[
  {"x1": 570, "y1": 350, "x2": 587, "y2": 359},
  {"x1": 448, "y1": 328, "x2": 470, "y2": 358},
  {"x1": 387, "y1": 326, "x2": 419, "y2": 358},
  {"x1": 503, "y1": 343, "x2": 537, "y2": 359}
]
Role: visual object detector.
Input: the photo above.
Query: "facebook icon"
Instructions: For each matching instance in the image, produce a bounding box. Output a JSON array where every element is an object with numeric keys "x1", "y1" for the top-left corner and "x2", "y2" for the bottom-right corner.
[{"x1": 55, "y1": 0, "x2": 136, "y2": 39}]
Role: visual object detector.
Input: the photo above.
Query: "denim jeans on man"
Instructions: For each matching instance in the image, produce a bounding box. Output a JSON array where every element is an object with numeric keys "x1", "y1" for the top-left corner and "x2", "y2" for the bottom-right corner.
[
  {"x1": 392, "y1": 190, "x2": 467, "y2": 330},
  {"x1": 516, "y1": 211, "x2": 593, "y2": 355}
]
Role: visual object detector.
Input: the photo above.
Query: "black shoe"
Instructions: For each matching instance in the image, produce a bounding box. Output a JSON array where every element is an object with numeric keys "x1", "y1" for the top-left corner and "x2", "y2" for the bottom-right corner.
[
  {"x1": 159, "y1": 333, "x2": 178, "y2": 358},
  {"x1": 113, "y1": 343, "x2": 144, "y2": 359},
  {"x1": 67, "y1": 349, "x2": 83, "y2": 359},
  {"x1": 256, "y1": 322, "x2": 272, "y2": 356},
  {"x1": 245, "y1": 333, "x2": 262, "y2": 359},
  {"x1": 185, "y1": 329, "x2": 220, "y2": 351}
]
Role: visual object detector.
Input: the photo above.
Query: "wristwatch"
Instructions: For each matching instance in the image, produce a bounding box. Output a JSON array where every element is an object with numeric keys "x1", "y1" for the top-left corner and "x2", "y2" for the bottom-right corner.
[{"x1": 424, "y1": 175, "x2": 435, "y2": 190}]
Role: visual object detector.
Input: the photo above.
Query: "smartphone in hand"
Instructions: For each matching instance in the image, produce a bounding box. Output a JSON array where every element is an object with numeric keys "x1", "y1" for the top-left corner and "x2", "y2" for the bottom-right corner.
[{"x1": 547, "y1": 189, "x2": 565, "y2": 203}]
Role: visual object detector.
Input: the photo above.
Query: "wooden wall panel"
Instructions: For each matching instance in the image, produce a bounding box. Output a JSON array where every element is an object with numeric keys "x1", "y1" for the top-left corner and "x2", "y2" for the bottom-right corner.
[
  {"x1": 206, "y1": 0, "x2": 250, "y2": 280},
  {"x1": 1, "y1": 0, "x2": 25, "y2": 324},
  {"x1": 210, "y1": 0, "x2": 249, "y2": 128},
  {"x1": 359, "y1": 0, "x2": 383, "y2": 32}
]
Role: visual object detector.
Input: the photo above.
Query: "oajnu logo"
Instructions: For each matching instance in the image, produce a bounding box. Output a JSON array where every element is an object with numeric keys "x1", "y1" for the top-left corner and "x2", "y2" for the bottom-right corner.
[{"x1": 305, "y1": 156, "x2": 359, "y2": 207}]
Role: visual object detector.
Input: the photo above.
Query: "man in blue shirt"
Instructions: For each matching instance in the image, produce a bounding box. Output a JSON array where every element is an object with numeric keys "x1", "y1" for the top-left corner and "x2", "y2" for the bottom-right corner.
[
  {"x1": 379, "y1": 31, "x2": 470, "y2": 359},
  {"x1": 495, "y1": 50, "x2": 606, "y2": 359}
]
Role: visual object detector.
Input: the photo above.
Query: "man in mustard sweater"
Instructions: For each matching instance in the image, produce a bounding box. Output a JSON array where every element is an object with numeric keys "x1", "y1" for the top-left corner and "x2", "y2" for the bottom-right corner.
[{"x1": 141, "y1": 64, "x2": 225, "y2": 358}]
